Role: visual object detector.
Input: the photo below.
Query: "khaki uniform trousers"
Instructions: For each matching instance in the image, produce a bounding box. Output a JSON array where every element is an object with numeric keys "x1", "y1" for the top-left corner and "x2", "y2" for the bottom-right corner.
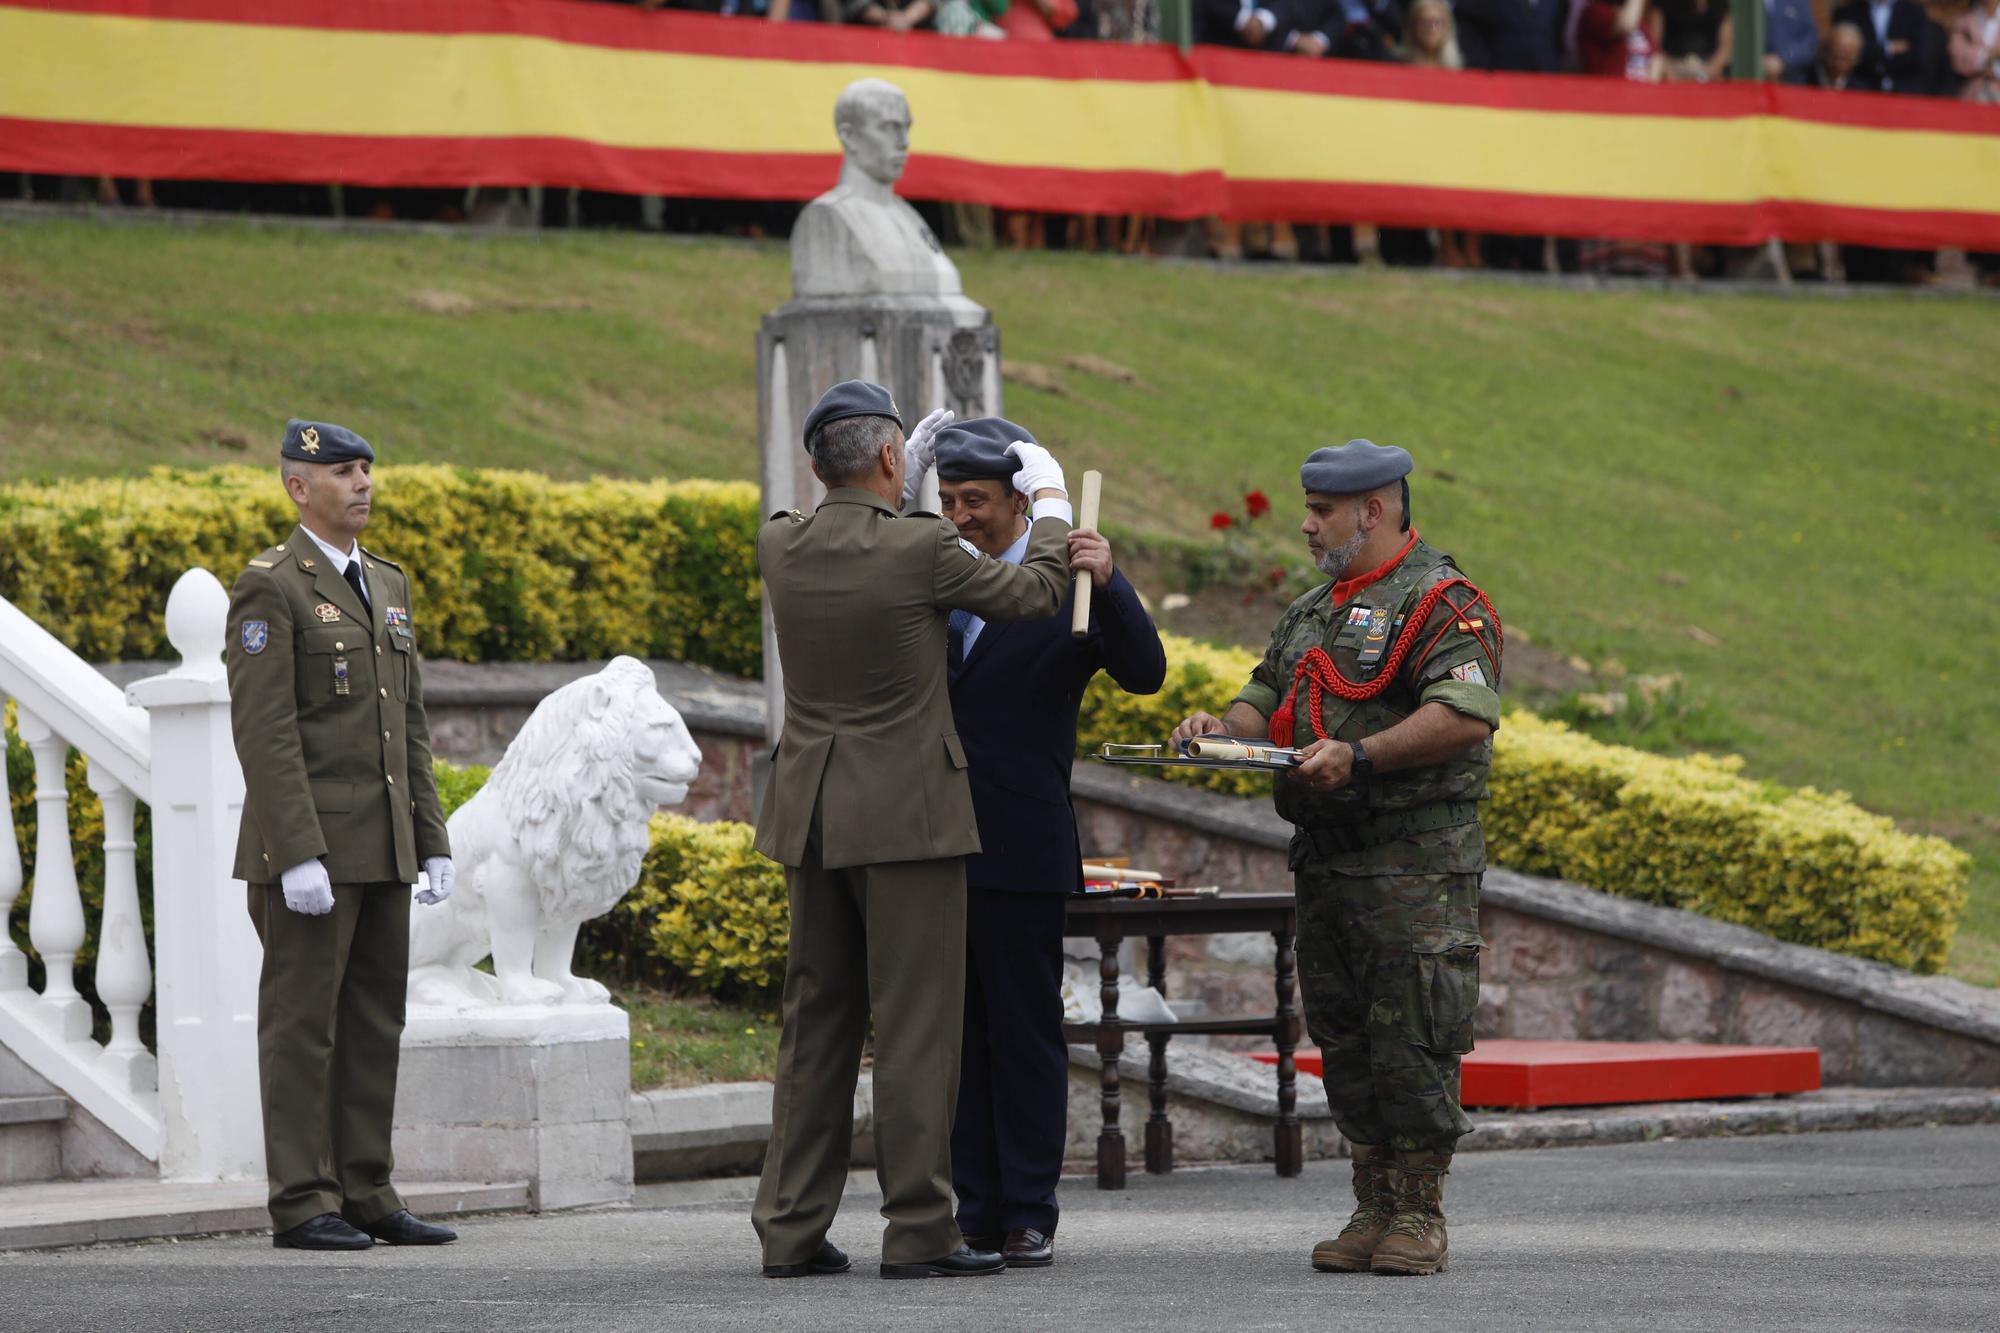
[
  {"x1": 752, "y1": 812, "x2": 968, "y2": 1267},
  {"x1": 247, "y1": 880, "x2": 410, "y2": 1232}
]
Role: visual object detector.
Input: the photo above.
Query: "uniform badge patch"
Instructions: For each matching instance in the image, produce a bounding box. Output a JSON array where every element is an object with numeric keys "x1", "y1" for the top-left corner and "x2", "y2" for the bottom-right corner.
[
  {"x1": 300, "y1": 426, "x2": 320, "y2": 454},
  {"x1": 314, "y1": 603, "x2": 342, "y2": 623},
  {"x1": 241, "y1": 620, "x2": 269, "y2": 655},
  {"x1": 956, "y1": 537, "x2": 981, "y2": 558},
  {"x1": 385, "y1": 606, "x2": 409, "y2": 627},
  {"x1": 1346, "y1": 605, "x2": 1373, "y2": 626},
  {"x1": 1451, "y1": 661, "x2": 1487, "y2": 686}
]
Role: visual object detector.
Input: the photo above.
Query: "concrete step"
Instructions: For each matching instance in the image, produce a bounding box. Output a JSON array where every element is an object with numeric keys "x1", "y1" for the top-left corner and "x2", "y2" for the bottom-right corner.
[
  {"x1": 0, "y1": 1094, "x2": 69, "y2": 1185},
  {"x1": 0, "y1": 1177, "x2": 533, "y2": 1251}
]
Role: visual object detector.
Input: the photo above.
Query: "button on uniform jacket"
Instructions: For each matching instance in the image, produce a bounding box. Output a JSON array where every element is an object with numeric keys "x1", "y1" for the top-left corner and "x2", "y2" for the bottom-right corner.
[
  {"x1": 950, "y1": 568, "x2": 1165, "y2": 895},
  {"x1": 225, "y1": 524, "x2": 451, "y2": 886},
  {"x1": 755, "y1": 487, "x2": 1073, "y2": 870}
]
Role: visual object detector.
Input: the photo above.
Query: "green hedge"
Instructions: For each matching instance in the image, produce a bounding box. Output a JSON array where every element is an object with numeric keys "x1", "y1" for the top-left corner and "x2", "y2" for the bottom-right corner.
[{"x1": 0, "y1": 466, "x2": 762, "y2": 673}]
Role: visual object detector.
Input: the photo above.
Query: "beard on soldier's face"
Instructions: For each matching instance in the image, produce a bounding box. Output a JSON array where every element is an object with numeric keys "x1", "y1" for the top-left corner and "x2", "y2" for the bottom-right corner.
[{"x1": 1315, "y1": 512, "x2": 1368, "y2": 578}]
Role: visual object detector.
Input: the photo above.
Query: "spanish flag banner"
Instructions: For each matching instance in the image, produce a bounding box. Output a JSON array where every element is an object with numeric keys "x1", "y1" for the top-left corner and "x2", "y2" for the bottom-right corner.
[{"x1": 4, "y1": 0, "x2": 1998, "y2": 249}]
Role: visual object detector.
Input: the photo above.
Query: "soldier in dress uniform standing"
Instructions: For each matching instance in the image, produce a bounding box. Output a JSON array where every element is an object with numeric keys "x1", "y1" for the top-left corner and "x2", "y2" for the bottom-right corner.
[
  {"x1": 226, "y1": 419, "x2": 460, "y2": 1251},
  {"x1": 1173, "y1": 440, "x2": 1503, "y2": 1278},
  {"x1": 750, "y1": 381, "x2": 1075, "y2": 1281}
]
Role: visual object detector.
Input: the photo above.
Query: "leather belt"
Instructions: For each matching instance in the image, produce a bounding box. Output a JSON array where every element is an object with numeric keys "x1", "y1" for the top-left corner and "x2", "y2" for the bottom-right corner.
[{"x1": 1294, "y1": 801, "x2": 1479, "y2": 856}]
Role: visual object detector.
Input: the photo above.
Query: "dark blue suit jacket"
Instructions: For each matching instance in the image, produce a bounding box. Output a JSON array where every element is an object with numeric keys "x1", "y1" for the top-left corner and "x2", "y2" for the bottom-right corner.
[{"x1": 949, "y1": 567, "x2": 1166, "y2": 895}]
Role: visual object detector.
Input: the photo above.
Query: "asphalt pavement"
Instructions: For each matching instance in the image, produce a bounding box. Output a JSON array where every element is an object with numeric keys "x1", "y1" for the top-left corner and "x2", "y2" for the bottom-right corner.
[{"x1": 6, "y1": 1125, "x2": 1996, "y2": 1332}]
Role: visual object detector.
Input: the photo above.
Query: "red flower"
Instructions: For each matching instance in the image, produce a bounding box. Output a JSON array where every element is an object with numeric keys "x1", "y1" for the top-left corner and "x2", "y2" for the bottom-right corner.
[
  {"x1": 1245, "y1": 490, "x2": 1271, "y2": 518},
  {"x1": 1210, "y1": 511, "x2": 1234, "y2": 530},
  {"x1": 1267, "y1": 566, "x2": 1286, "y2": 587}
]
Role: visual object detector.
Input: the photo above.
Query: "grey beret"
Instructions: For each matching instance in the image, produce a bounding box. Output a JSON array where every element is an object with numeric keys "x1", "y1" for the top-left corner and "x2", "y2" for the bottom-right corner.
[
  {"x1": 281, "y1": 419, "x2": 374, "y2": 464},
  {"x1": 1300, "y1": 439, "x2": 1412, "y2": 494},
  {"x1": 934, "y1": 416, "x2": 1036, "y2": 484},
  {"x1": 802, "y1": 379, "x2": 903, "y2": 453}
]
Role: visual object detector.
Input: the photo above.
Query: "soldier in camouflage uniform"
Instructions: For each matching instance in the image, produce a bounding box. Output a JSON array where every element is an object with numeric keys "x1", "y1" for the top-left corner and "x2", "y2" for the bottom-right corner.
[{"x1": 1173, "y1": 440, "x2": 1501, "y2": 1277}]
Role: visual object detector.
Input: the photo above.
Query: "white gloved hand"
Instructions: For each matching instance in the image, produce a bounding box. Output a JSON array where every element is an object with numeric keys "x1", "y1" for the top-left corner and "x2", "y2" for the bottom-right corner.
[
  {"x1": 1005, "y1": 440, "x2": 1067, "y2": 501},
  {"x1": 417, "y1": 856, "x2": 455, "y2": 906},
  {"x1": 279, "y1": 859, "x2": 335, "y2": 916},
  {"x1": 899, "y1": 407, "x2": 953, "y2": 509}
]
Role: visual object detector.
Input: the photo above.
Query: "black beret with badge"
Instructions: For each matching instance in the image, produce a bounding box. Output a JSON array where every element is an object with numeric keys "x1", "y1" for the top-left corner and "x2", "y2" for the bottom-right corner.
[
  {"x1": 1300, "y1": 438, "x2": 1412, "y2": 494},
  {"x1": 933, "y1": 416, "x2": 1036, "y2": 484},
  {"x1": 801, "y1": 379, "x2": 904, "y2": 453},
  {"x1": 281, "y1": 418, "x2": 375, "y2": 464}
]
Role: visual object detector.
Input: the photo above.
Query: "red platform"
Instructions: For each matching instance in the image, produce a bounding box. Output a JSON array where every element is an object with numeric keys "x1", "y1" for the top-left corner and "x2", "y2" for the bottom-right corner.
[{"x1": 1252, "y1": 1040, "x2": 1822, "y2": 1110}]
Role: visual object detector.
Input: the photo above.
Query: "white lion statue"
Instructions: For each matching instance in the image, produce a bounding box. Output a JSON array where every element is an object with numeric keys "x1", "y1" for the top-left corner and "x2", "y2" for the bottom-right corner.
[{"x1": 408, "y1": 656, "x2": 702, "y2": 1008}]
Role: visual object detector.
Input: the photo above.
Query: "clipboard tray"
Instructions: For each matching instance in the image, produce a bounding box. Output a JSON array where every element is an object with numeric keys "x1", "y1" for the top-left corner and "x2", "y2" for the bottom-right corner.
[{"x1": 1095, "y1": 739, "x2": 1303, "y2": 772}]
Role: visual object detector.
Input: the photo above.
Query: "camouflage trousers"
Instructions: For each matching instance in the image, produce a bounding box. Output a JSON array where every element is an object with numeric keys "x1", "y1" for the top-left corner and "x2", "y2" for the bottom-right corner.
[{"x1": 1292, "y1": 854, "x2": 1482, "y2": 1153}]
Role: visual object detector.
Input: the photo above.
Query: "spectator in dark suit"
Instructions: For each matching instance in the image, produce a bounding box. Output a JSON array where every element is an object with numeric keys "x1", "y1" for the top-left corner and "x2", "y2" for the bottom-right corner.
[
  {"x1": 921, "y1": 417, "x2": 1166, "y2": 1271},
  {"x1": 1764, "y1": 0, "x2": 1821, "y2": 81},
  {"x1": 1830, "y1": 0, "x2": 1936, "y2": 91},
  {"x1": 1196, "y1": 0, "x2": 1291, "y2": 47},
  {"x1": 1808, "y1": 20, "x2": 1869, "y2": 87},
  {"x1": 1452, "y1": 0, "x2": 1564, "y2": 71}
]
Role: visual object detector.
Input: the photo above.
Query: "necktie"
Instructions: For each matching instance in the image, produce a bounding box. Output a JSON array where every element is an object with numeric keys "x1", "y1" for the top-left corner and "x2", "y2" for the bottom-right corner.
[
  {"x1": 342, "y1": 559, "x2": 371, "y2": 614},
  {"x1": 948, "y1": 609, "x2": 973, "y2": 672}
]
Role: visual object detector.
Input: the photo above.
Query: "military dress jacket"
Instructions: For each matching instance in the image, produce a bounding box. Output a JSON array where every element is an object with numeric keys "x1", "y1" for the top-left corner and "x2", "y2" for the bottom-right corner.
[
  {"x1": 755, "y1": 487, "x2": 1072, "y2": 871},
  {"x1": 225, "y1": 524, "x2": 451, "y2": 886}
]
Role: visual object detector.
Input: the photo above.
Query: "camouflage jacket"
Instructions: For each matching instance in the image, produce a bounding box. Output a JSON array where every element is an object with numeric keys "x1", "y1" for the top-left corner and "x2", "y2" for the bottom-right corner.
[{"x1": 1232, "y1": 537, "x2": 1501, "y2": 875}]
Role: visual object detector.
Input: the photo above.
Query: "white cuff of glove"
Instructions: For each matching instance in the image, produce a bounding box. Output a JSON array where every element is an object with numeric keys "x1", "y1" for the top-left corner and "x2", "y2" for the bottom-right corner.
[{"x1": 1031, "y1": 497, "x2": 1075, "y2": 525}]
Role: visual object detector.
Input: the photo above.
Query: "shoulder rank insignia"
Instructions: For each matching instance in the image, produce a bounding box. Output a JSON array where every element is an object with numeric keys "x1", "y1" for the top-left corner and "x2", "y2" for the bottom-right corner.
[
  {"x1": 247, "y1": 559, "x2": 274, "y2": 569},
  {"x1": 241, "y1": 620, "x2": 269, "y2": 655},
  {"x1": 314, "y1": 603, "x2": 342, "y2": 623}
]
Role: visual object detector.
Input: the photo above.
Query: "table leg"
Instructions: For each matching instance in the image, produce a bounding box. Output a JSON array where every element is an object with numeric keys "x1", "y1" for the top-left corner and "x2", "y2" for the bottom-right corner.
[
  {"x1": 1273, "y1": 920, "x2": 1302, "y2": 1177},
  {"x1": 1096, "y1": 924, "x2": 1126, "y2": 1191},
  {"x1": 1144, "y1": 934, "x2": 1172, "y2": 1174}
]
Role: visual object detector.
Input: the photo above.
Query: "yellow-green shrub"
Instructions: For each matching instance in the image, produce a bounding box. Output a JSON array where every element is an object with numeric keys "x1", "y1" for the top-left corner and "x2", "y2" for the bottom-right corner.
[
  {"x1": 0, "y1": 467, "x2": 762, "y2": 673},
  {"x1": 629, "y1": 814, "x2": 789, "y2": 998},
  {"x1": 1484, "y1": 713, "x2": 1967, "y2": 973}
]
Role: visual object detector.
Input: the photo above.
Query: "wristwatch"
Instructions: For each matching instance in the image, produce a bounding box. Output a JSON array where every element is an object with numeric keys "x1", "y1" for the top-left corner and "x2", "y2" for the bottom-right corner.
[{"x1": 1347, "y1": 738, "x2": 1375, "y2": 782}]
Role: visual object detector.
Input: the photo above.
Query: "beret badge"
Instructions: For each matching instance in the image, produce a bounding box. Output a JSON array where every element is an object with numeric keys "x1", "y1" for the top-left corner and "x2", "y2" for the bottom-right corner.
[{"x1": 300, "y1": 426, "x2": 321, "y2": 454}]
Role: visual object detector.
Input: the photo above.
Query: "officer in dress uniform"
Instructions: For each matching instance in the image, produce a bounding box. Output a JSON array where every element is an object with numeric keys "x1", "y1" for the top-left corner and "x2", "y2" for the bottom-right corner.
[
  {"x1": 910, "y1": 417, "x2": 1166, "y2": 1269},
  {"x1": 1173, "y1": 440, "x2": 1502, "y2": 1278},
  {"x1": 225, "y1": 419, "x2": 459, "y2": 1251},
  {"x1": 750, "y1": 382, "x2": 1075, "y2": 1281}
]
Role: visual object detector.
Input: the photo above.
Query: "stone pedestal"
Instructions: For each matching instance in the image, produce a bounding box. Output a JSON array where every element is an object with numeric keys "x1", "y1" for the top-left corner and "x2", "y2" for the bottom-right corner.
[
  {"x1": 393, "y1": 1004, "x2": 632, "y2": 1212},
  {"x1": 755, "y1": 294, "x2": 1001, "y2": 746}
]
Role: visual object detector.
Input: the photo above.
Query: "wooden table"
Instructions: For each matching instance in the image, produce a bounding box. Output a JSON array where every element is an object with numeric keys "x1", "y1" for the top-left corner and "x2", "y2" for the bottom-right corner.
[{"x1": 1061, "y1": 891, "x2": 1301, "y2": 1190}]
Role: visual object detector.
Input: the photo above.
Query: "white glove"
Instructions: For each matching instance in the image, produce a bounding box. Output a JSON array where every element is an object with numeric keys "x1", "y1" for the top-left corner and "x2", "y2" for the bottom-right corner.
[
  {"x1": 279, "y1": 859, "x2": 335, "y2": 916},
  {"x1": 417, "y1": 856, "x2": 455, "y2": 906},
  {"x1": 1005, "y1": 440, "x2": 1067, "y2": 501},
  {"x1": 900, "y1": 407, "x2": 953, "y2": 509}
]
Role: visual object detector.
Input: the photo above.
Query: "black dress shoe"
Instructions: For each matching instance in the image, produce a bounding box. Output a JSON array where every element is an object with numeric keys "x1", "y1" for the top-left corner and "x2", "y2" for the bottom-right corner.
[
  {"x1": 353, "y1": 1210, "x2": 457, "y2": 1246},
  {"x1": 272, "y1": 1213, "x2": 373, "y2": 1251},
  {"x1": 881, "y1": 1244, "x2": 1006, "y2": 1279},
  {"x1": 961, "y1": 1232, "x2": 1003, "y2": 1253},
  {"x1": 1003, "y1": 1228, "x2": 1054, "y2": 1268},
  {"x1": 763, "y1": 1240, "x2": 851, "y2": 1278}
]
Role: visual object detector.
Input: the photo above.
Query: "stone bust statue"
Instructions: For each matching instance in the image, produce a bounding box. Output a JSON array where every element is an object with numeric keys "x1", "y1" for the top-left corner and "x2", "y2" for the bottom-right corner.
[{"x1": 791, "y1": 78, "x2": 963, "y2": 300}]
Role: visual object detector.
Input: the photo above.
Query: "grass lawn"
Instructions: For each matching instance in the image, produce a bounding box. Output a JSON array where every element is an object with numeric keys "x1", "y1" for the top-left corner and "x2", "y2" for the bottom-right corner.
[
  {"x1": 2, "y1": 217, "x2": 1996, "y2": 982},
  {"x1": 616, "y1": 986, "x2": 779, "y2": 1091}
]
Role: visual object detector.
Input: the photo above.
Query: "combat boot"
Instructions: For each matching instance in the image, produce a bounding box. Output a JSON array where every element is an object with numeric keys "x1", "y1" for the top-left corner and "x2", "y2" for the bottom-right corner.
[
  {"x1": 1310, "y1": 1143, "x2": 1395, "y2": 1272},
  {"x1": 1370, "y1": 1149, "x2": 1451, "y2": 1276}
]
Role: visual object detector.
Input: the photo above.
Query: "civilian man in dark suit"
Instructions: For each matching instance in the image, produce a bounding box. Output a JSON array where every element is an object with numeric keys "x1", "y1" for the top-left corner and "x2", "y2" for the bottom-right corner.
[
  {"x1": 1831, "y1": 0, "x2": 1938, "y2": 91},
  {"x1": 914, "y1": 418, "x2": 1167, "y2": 1270}
]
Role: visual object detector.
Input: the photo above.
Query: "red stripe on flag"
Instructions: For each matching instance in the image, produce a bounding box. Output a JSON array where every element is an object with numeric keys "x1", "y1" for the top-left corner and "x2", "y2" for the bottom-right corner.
[{"x1": 1225, "y1": 179, "x2": 2000, "y2": 251}]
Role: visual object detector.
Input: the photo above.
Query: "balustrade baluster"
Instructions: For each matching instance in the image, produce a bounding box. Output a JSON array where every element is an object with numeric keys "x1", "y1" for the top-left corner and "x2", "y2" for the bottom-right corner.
[
  {"x1": 0, "y1": 695, "x2": 24, "y2": 991},
  {"x1": 16, "y1": 707, "x2": 91, "y2": 1040},
  {"x1": 88, "y1": 761, "x2": 154, "y2": 1088}
]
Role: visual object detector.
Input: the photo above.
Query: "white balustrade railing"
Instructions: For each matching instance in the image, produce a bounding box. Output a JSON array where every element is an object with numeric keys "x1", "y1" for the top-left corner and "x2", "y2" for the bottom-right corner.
[{"x1": 0, "y1": 568, "x2": 261, "y2": 1179}]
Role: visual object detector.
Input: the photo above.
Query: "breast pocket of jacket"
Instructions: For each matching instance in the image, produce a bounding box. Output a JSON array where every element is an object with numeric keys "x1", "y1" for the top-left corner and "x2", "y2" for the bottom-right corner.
[
  {"x1": 300, "y1": 626, "x2": 359, "y2": 701},
  {"x1": 389, "y1": 634, "x2": 413, "y2": 701}
]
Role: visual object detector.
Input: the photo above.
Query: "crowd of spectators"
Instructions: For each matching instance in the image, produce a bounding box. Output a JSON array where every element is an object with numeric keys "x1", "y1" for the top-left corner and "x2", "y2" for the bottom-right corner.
[{"x1": 17, "y1": 0, "x2": 1997, "y2": 285}]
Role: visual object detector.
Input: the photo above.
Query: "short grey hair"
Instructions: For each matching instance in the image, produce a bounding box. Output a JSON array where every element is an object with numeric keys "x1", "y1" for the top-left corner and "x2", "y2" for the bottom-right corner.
[{"x1": 813, "y1": 415, "x2": 900, "y2": 485}]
